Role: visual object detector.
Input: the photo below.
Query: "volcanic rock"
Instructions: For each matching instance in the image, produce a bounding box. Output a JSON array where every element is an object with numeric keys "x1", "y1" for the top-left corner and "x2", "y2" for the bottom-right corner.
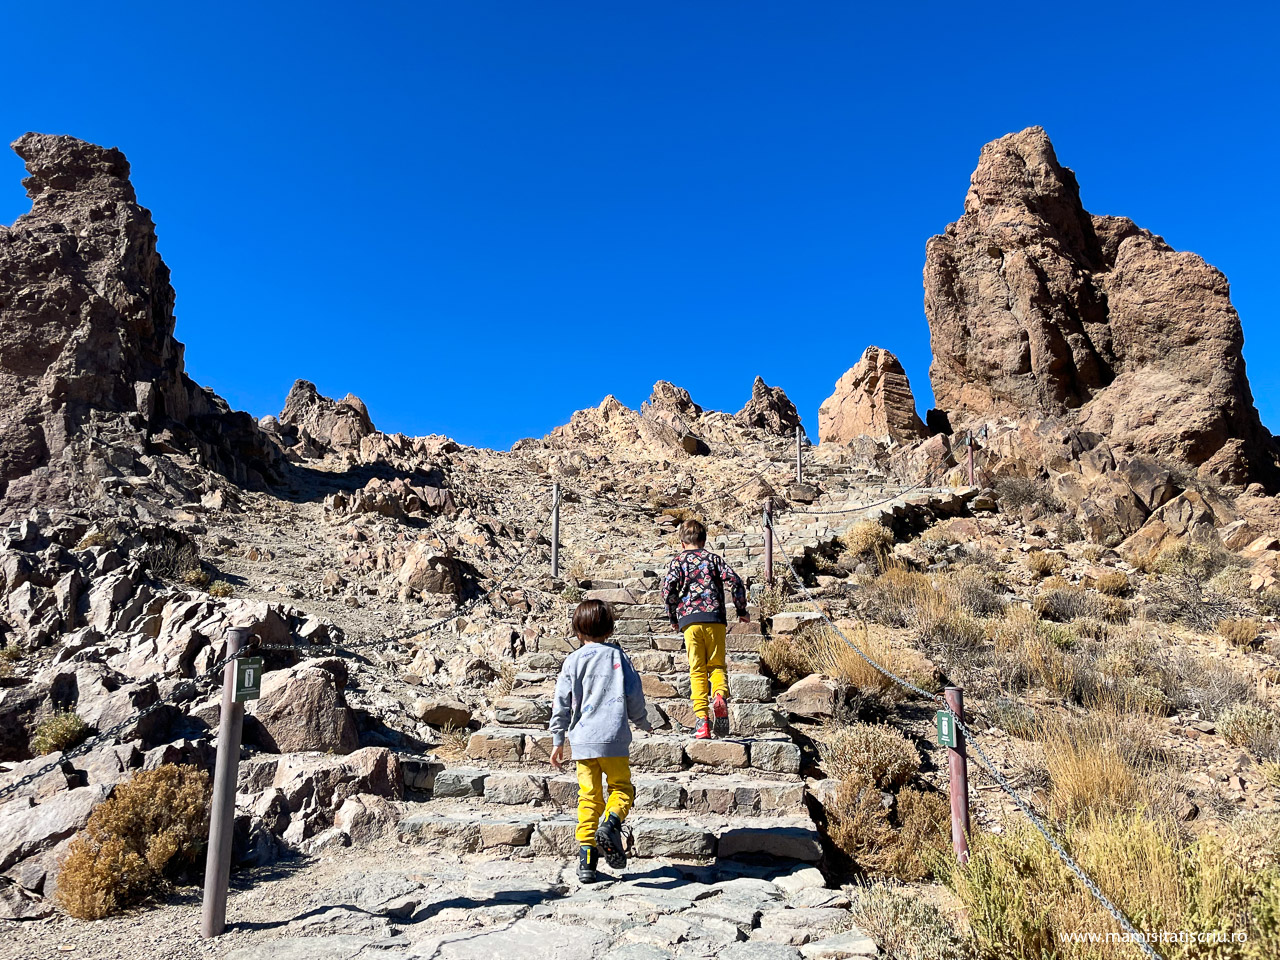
[
  {"x1": 279, "y1": 380, "x2": 376, "y2": 455},
  {"x1": 736, "y1": 377, "x2": 802, "y2": 436},
  {"x1": 924, "y1": 126, "x2": 1278, "y2": 488},
  {"x1": 0, "y1": 133, "x2": 282, "y2": 517},
  {"x1": 818, "y1": 347, "x2": 927, "y2": 444}
]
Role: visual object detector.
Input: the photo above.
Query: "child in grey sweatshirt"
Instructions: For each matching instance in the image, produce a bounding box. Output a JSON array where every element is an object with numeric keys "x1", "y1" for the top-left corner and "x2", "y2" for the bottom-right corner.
[{"x1": 549, "y1": 599, "x2": 651, "y2": 882}]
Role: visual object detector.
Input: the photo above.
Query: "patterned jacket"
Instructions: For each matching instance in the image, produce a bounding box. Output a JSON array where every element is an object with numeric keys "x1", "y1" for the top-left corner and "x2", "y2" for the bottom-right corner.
[{"x1": 662, "y1": 548, "x2": 747, "y2": 631}]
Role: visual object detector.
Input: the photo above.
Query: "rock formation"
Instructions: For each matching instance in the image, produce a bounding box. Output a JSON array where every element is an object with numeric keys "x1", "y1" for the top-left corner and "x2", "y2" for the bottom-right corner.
[
  {"x1": 0, "y1": 133, "x2": 281, "y2": 519},
  {"x1": 924, "y1": 126, "x2": 1278, "y2": 488},
  {"x1": 736, "y1": 376, "x2": 802, "y2": 436},
  {"x1": 818, "y1": 347, "x2": 927, "y2": 445},
  {"x1": 279, "y1": 380, "x2": 376, "y2": 456}
]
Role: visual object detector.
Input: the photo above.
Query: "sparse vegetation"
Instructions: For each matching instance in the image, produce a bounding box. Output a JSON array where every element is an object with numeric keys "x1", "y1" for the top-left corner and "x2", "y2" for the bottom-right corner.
[
  {"x1": 818, "y1": 721, "x2": 920, "y2": 789},
  {"x1": 993, "y1": 477, "x2": 1063, "y2": 515},
  {"x1": 839, "y1": 520, "x2": 894, "y2": 571},
  {"x1": 437, "y1": 723, "x2": 471, "y2": 761},
  {"x1": 561, "y1": 584, "x2": 583, "y2": 603},
  {"x1": 952, "y1": 813, "x2": 1280, "y2": 960},
  {"x1": 1219, "y1": 704, "x2": 1280, "y2": 761},
  {"x1": 847, "y1": 882, "x2": 968, "y2": 960},
  {"x1": 1026, "y1": 549, "x2": 1067, "y2": 579},
  {"x1": 183, "y1": 568, "x2": 211, "y2": 588},
  {"x1": 55, "y1": 765, "x2": 210, "y2": 920},
  {"x1": 208, "y1": 579, "x2": 234, "y2": 598},
  {"x1": 138, "y1": 532, "x2": 203, "y2": 582},
  {"x1": 756, "y1": 577, "x2": 790, "y2": 619},
  {"x1": 31, "y1": 710, "x2": 90, "y2": 755},
  {"x1": 1094, "y1": 571, "x2": 1130, "y2": 596},
  {"x1": 759, "y1": 624, "x2": 931, "y2": 701},
  {"x1": 1218, "y1": 618, "x2": 1261, "y2": 648},
  {"x1": 74, "y1": 521, "x2": 120, "y2": 551},
  {"x1": 825, "y1": 782, "x2": 951, "y2": 880},
  {"x1": 1168, "y1": 651, "x2": 1256, "y2": 720}
]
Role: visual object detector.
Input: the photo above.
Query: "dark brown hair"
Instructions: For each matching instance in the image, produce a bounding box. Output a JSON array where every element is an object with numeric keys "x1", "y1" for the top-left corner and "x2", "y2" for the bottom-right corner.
[
  {"x1": 679, "y1": 518, "x2": 707, "y2": 547},
  {"x1": 571, "y1": 599, "x2": 615, "y2": 640}
]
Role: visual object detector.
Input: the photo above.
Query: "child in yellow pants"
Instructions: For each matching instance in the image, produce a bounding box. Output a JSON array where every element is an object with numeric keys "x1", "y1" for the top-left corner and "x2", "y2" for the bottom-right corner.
[
  {"x1": 662, "y1": 518, "x2": 748, "y2": 738},
  {"x1": 549, "y1": 599, "x2": 650, "y2": 883}
]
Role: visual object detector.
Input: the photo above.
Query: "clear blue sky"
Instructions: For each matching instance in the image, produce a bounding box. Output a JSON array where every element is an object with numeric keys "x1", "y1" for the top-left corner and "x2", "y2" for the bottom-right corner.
[{"x1": 3, "y1": 2, "x2": 1277, "y2": 449}]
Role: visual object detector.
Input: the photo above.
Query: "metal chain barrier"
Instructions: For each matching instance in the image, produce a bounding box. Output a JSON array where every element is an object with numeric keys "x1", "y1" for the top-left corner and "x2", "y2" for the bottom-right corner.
[{"x1": 766, "y1": 520, "x2": 1163, "y2": 960}]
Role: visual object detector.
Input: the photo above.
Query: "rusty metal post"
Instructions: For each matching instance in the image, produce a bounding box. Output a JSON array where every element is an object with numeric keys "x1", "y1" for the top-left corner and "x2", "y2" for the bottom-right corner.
[
  {"x1": 551, "y1": 483, "x2": 560, "y2": 579},
  {"x1": 795, "y1": 426, "x2": 803, "y2": 484},
  {"x1": 944, "y1": 686, "x2": 971, "y2": 863},
  {"x1": 202, "y1": 626, "x2": 250, "y2": 938},
  {"x1": 967, "y1": 432, "x2": 975, "y2": 487},
  {"x1": 763, "y1": 500, "x2": 774, "y2": 586}
]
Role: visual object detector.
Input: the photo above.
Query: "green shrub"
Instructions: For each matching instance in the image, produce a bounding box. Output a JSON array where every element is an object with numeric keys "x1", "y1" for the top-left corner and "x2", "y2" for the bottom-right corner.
[
  {"x1": 1220, "y1": 705, "x2": 1280, "y2": 761},
  {"x1": 561, "y1": 584, "x2": 583, "y2": 603},
  {"x1": 208, "y1": 580, "x2": 234, "y2": 598},
  {"x1": 31, "y1": 710, "x2": 90, "y2": 755},
  {"x1": 818, "y1": 722, "x2": 920, "y2": 789},
  {"x1": 54, "y1": 765, "x2": 210, "y2": 919}
]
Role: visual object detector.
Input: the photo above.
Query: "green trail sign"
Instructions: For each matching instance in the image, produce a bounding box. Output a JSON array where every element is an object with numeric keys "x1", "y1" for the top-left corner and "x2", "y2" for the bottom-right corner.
[
  {"x1": 234, "y1": 657, "x2": 264, "y2": 703},
  {"x1": 936, "y1": 710, "x2": 958, "y2": 748}
]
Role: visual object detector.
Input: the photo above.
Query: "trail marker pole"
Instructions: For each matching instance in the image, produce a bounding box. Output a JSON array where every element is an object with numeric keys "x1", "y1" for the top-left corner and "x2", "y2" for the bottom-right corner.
[
  {"x1": 551, "y1": 483, "x2": 560, "y2": 579},
  {"x1": 942, "y1": 686, "x2": 971, "y2": 863},
  {"x1": 967, "y1": 432, "x2": 975, "y2": 487},
  {"x1": 795, "y1": 427, "x2": 803, "y2": 484},
  {"x1": 202, "y1": 626, "x2": 253, "y2": 938},
  {"x1": 763, "y1": 500, "x2": 774, "y2": 586}
]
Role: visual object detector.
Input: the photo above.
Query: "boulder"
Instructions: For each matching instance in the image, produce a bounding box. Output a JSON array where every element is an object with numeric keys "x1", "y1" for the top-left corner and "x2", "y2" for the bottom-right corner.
[
  {"x1": 819, "y1": 347, "x2": 927, "y2": 445},
  {"x1": 249, "y1": 663, "x2": 359, "y2": 755},
  {"x1": 0, "y1": 784, "x2": 110, "y2": 893},
  {"x1": 412, "y1": 697, "x2": 472, "y2": 727},
  {"x1": 924, "y1": 125, "x2": 1279, "y2": 489},
  {"x1": 279, "y1": 380, "x2": 376, "y2": 455},
  {"x1": 775, "y1": 675, "x2": 848, "y2": 721},
  {"x1": 396, "y1": 544, "x2": 463, "y2": 598}
]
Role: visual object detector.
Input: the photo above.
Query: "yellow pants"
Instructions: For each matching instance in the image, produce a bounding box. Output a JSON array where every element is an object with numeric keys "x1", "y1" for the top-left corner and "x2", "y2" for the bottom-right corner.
[
  {"x1": 575, "y1": 757, "x2": 634, "y2": 846},
  {"x1": 683, "y1": 623, "x2": 728, "y2": 719}
]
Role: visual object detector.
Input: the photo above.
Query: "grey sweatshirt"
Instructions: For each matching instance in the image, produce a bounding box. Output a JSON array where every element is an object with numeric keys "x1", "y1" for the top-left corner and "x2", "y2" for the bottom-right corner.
[{"x1": 549, "y1": 641, "x2": 651, "y2": 759}]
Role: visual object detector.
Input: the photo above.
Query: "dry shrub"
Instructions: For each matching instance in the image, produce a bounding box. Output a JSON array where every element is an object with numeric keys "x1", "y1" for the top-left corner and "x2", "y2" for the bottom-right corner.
[
  {"x1": 952, "y1": 813, "x2": 1280, "y2": 960},
  {"x1": 840, "y1": 521, "x2": 894, "y2": 571},
  {"x1": 1088, "y1": 676, "x2": 1173, "y2": 717},
  {"x1": 1040, "y1": 717, "x2": 1150, "y2": 820},
  {"x1": 1035, "y1": 586, "x2": 1128, "y2": 625},
  {"x1": 946, "y1": 567, "x2": 1006, "y2": 617},
  {"x1": 1156, "y1": 539, "x2": 1233, "y2": 581},
  {"x1": 30, "y1": 710, "x2": 90, "y2": 755},
  {"x1": 861, "y1": 567, "x2": 934, "y2": 628},
  {"x1": 1094, "y1": 571, "x2": 1130, "y2": 596},
  {"x1": 818, "y1": 722, "x2": 919, "y2": 789},
  {"x1": 990, "y1": 609, "x2": 1087, "y2": 701},
  {"x1": 561, "y1": 584, "x2": 583, "y2": 602},
  {"x1": 1026, "y1": 550, "x2": 1067, "y2": 579},
  {"x1": 75, "y1": 522, "x2": 119, "y2": 551},
  {"x1": 1219, "y1": 705, "x2": 1280, "y2": 761},
  {"x1": 756, "y1": 578, "x2": 790, "y2": 619},
  {"x1": 437, "y1": 723, "x2": 470, "y2": 761},
  {"x1": 139, "y1": 534, "x2": 202, "y2": 582},
  {"x1": 1169, "y1": 651, "x2": 1256, "y2": 720},
  {"x1": 760, "y1": 624, "x2": 927, "y2": 701},
  {"x1": 1260, "y1": 587, "x2": 1280, "y2": 618},
  {"x1": 825, "y1": 782, "x2": 951, "y2": 881},
  {"x1": 847, "y1": 882, "x2": 968, "y2": 960},
  {"x1": 55, "y1": 764, "x2": 210, "y2": 919},
  {"x1": 994, "y1": 477, "x2": 1063, "y2": 514},
  {"x1": 1263, "y1": 763, "x2": 1280, "y2": 791},
  {"x1": 1218, "y1": 618, "x2": 1261, "y2": 648},
  {"x1": 208, "y1": 580, "x2": 234, "y2": 598}
]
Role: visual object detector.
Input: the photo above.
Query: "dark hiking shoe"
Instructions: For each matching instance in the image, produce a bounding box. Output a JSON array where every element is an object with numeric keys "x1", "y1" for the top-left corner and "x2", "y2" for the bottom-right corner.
[
  {"x1": 712, "y1": 693, "x2": 730, "y2": 737},
  {"x1": 577, "y1": 845, "x2": 600, "y2": 883},
  {"x1": 596, "y1": 813, "x2": 628, "y2": 870}
]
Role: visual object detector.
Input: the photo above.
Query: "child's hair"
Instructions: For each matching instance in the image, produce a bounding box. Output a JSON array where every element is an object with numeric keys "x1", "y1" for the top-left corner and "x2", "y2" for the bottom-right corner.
[
  {"x1": 572, "y1": 599, "x2": 615, "y2": 640},
  {"x1": 679, "y1": 518, "x2": 707, "y2": 547}
]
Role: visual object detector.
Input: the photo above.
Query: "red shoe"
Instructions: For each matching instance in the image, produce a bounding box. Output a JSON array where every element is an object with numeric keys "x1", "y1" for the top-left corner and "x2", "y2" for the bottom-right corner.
[
  {"x1": 693, "y1": 718, "x2": 712, "y2": 740},
  {"x1": 712, "y1": 694, "x2": 730, "y2": 737}
]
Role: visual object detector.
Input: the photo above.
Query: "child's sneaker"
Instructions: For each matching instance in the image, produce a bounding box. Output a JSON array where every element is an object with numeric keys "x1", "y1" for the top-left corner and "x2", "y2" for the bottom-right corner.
[
  {"x1": 577, "y1": 845, "x2": 600, "y2": 883},
  {"x1": 712, "y1": 693, "x2": 730, "y2": 737},
  {"x1": 693, "y1": 718, "x2": 712, "y2": 740},
  {"x1": 596, "y1": 813, "x2": 628, "y2": 870}
]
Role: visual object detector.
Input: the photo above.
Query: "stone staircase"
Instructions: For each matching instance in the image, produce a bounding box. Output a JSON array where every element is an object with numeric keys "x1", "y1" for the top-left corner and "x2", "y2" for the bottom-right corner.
[{"x1": 396, "y1": 580, "x2": 822, "y2": 866}]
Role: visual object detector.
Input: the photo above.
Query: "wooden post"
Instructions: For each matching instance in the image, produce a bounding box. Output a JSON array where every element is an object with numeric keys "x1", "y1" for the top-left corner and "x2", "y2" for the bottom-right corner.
[
  {"x1": 763, "y1": 500, "x2": 774, "y2": 586},
  {"x1": 551, "y1": 483, "x2": 560, "y2": 579},
  {"x1": 944, "y1": 686, "x2": 971, "y2": 863},
  {"x1": 795, "y1": 426, "x2": 803, "y2": 484},
  {"x1": 201, "y1": 626, "x2": 250, "y2": 938}
]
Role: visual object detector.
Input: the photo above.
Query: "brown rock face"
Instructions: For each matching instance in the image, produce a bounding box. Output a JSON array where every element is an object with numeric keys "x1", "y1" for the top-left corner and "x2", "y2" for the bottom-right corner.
[
  {"x1": 736, "y1": 376, "x2": 801, "y2": 436},
  {"x1": 818, "y1": 347, "x2": 927, "y2": 444},
  {"x1": 279, "y1": 380, "x2": 376, "y2": 454},
  {"x1": 925, "y1": 126, "x2": 1278, "y2": 487},
  {"x1": 0, "y1": 133, "x2": 281, "y2": 513}
]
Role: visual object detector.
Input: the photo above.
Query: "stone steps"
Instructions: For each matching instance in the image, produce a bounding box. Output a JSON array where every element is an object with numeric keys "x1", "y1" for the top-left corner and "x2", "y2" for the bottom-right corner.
[
  {"x1": 466, "y1": 728, "x2": 802, "y2": 776},
  {"x1": 396, "y1": 805, "x2": 822, "y2": 863},
  {"x1": 427, "y1": 766, "x2": 807, "y2": 819}
]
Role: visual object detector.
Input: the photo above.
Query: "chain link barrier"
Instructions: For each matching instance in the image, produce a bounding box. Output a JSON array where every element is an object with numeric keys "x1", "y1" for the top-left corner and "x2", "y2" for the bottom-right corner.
[{"x1": 766, "y1": 520, "x2": 1163, "y2": 960}]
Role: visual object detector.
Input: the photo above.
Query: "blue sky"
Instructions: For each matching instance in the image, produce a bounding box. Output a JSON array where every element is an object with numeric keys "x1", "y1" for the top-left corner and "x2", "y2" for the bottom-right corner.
[{"x1": 3, "y1": 2, "x2": 1277, "y2": 449}]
